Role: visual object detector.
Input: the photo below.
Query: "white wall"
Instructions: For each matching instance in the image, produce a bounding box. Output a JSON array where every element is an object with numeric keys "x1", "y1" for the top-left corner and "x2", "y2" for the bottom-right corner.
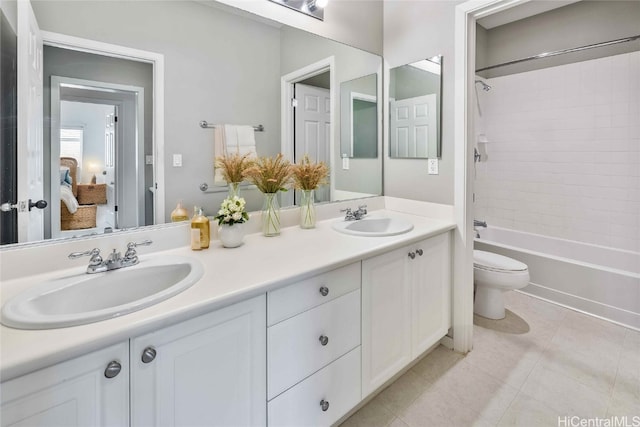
[
  {"x1": 475, "y1": 51, "x2": 640, "y2": 252},
  {"x1": 383, "y1": 0, "x2": 464, "y2": 205}
]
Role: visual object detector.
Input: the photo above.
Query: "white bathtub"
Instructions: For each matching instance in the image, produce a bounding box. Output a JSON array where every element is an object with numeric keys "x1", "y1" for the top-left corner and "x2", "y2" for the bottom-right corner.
[{"x1": 475, "y1": 226, "x2": 640, "y2": 330}]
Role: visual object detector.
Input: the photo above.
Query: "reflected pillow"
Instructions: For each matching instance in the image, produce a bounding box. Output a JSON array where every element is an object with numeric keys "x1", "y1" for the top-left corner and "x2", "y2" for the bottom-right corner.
[{"x1": 60, "y1": 166, "x2": 72, "y2": 187}]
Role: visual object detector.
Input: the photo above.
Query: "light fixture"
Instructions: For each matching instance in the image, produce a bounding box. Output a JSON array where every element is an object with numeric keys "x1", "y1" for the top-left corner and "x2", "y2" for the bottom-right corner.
[{"x1": 268, "y1": 0, "x2": 327, "y2": 21}]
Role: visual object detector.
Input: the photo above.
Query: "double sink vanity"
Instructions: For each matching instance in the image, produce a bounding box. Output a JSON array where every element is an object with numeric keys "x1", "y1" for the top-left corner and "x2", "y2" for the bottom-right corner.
[{"x1": 0, "y1": 198, "x2": 455, "y2": 426}]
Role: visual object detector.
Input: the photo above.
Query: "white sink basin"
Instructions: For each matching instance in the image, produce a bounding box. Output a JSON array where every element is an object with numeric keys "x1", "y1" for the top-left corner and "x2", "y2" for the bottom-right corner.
[
  {"x1": 1, "y1": 256, "x2": 204, "y2": 330},
  {"x1": 332, "y1": 216, "x2": 414, "y2": 237}
]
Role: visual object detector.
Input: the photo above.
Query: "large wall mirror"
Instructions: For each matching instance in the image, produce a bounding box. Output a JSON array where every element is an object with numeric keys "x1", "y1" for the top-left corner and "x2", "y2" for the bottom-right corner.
[
  {"x1": 389, "y1": 55, "x2": 442, "y2": 159},
  {"x1": 0, "y1": 0, "x2": 382, "y2": 246}
]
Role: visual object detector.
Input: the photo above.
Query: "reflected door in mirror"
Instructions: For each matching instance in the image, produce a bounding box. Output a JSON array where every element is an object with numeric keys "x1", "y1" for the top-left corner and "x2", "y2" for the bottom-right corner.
[{"x1": 388, "y1": 56, "x2": 442, "y2": 159}]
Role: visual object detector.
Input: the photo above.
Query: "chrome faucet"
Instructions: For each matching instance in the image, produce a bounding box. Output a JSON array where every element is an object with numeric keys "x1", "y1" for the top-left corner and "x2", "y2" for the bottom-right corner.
[
  {"x1": 69, "y1": 240, "x2": 153, "y2": 274},
  {"x1": 341, "y1": 205, "x2": 368, "y2": 221}
]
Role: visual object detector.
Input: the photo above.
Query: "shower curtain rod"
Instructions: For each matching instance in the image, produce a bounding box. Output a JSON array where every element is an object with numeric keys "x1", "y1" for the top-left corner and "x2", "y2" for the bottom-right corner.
[{"x1": 476, "y1": 34, "x2": 640, "y2": 73}]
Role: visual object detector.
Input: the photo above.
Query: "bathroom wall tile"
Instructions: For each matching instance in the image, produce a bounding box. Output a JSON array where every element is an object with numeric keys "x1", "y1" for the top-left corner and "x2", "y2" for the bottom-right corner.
[{"x1": 476, "y1": 51, "x2": 639, "y2": 251}]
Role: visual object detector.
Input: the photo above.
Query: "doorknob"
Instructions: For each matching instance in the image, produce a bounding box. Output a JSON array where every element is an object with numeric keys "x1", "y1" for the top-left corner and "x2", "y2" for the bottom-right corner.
[{"x1": 28, "y1": 199, "x2": 48, "y2": 211}]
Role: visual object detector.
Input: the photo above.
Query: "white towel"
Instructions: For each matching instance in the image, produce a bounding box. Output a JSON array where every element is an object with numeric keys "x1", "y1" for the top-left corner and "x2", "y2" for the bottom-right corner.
[
  {"x1": 224, "y1": 124, "x2": 257, "y2": 158},
  {"x1": 213, "y1": 125, "x2": 227, "y2": 184},
  {"x1": 60, "y1": 185, "x2": 79, "y2": 213}
]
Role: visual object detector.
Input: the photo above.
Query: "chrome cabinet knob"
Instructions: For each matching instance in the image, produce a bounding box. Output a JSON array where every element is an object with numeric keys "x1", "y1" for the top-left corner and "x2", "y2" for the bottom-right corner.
[
  {"x1": 416, "y1": 249, "x2": 424, "y2": 256},
  {"x1": 319, "y1": 335, "x2": 329, "y2": 346},
  {"x1": 319, "y1": 286, "x2": 329, "y2": 297},
  {"x1": 104, "y1": 360, "x2": 122, "y2": 378},
  {"x1": 320, "y1": 399, "x2": 330, "y2": 412},
  {"x1": 141, "y1": 346, "x2": 157, "y2": 363},
  {"x1": 408, "y1": 252, "x2": 416, "y2": 259}
]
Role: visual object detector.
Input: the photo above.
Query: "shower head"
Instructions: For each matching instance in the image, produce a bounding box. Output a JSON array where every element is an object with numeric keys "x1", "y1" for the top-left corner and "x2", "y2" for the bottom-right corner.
[{"x1": 475, "y1": 80, "x2": 491, "y2": 91}]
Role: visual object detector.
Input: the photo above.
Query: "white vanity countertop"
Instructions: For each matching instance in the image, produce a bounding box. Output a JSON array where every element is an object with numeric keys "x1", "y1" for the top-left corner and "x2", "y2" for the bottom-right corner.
[{"x1": 0, "y1": 208, "x2": 455, "y2": 381}]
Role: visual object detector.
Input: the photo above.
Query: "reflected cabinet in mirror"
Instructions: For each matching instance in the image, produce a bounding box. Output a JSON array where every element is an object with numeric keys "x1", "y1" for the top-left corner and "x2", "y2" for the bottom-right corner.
[
  {"x1": 389, "y1": 55, "x2": 442, "y2": 159},
  {"x1": 0, "y1": 0, "x2": 383, "y2": 246}
]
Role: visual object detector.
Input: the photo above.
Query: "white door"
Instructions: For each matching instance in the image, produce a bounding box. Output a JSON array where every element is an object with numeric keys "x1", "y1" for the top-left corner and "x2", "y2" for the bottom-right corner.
[
  {"x1": 131, "y1": 295, "x2": 266, "y2": 427},
  {"x1": 390, "y1": 94, "x2": 437, "y2": 158},
  {"x1": 361, "y1": 245, "x2": 412, "y2": 398},
  {"x1": 411, "y1": 233, "x2": 452, "y2": 357},
  {"x1": 294, "y1": 83, "x2": 330, "y2": 203},
  {"x1": 104, "y1": 111, "x2": 117, "y2": 229},
  {"x1": 0, "y1": 342, "x2": 129, "y2": 427},
  {"x1": 16, "y1": 0, "x2": 44, "y2": 242}
]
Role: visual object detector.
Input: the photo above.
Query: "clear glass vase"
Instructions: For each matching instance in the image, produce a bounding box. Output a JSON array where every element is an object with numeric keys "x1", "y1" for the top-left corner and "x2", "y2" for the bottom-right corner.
[
  {"x1": 300, "y1": 189, "x2": 316, "y2": 229},
  {"x1": 228, "y1": 182, "x2": 241, "y2": 199},
  {"x1": 261, "y1": 192, "x2": 280, "y2": 236}
]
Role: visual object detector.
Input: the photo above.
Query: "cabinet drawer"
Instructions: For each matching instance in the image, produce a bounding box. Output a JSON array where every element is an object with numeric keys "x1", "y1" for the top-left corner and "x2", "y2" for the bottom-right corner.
[
  {"x1": 268, "y1": 346, "x2": 361, "y2": 427},
  {"x1": 268, "y1": 290, "x2": 360, "y2": 400},
  {"x1": 268, "y1": 262, "x2": 360, "y2": 326}
]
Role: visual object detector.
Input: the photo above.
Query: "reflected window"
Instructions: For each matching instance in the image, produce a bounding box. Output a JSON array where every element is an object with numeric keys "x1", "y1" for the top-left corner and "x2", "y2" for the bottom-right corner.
[{"x1": 60, "y1": 127, "x2": 84, "y2": 168}]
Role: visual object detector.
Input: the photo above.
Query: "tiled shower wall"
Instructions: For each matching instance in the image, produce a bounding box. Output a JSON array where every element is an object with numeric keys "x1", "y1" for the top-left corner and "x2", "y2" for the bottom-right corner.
[{"x1": 474, "y1": 51, "x2": 640, "y2": 252}]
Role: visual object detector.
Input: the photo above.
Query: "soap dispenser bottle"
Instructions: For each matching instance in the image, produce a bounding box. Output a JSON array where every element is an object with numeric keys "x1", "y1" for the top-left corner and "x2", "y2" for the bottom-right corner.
[
  {"x1": 191, "y1": 206, "x2": 210, "y2": 250},
  {"x1": 171, "y1": 200, "x2": 189, "y2": 222}
]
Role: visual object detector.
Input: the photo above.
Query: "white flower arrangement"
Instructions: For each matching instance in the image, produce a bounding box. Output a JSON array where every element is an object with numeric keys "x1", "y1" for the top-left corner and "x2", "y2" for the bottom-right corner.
[{"x1": 214, "y1": 196, "x2": 249, "y2": 226}]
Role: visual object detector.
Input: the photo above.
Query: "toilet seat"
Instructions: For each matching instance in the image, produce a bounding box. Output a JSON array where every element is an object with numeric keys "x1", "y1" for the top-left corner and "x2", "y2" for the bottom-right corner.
[{"x1": 474, "y1": 250, "x2": 528, "y2": 273}]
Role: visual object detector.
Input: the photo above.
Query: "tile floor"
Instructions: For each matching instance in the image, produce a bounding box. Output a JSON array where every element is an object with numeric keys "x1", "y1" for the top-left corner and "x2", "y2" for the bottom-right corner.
[{"x1": 340, "y1": 291, "x2": 640, "y2": 427}]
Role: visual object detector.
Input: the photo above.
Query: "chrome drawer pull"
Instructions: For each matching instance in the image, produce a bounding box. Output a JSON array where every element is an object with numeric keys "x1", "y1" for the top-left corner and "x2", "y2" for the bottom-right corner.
[
  {"x1": 320, "y1": 399, "x2": 330, "y2": 412},
  {"x1": 104, "y1": 361, "x2": 121, "y2": 378},
  {"x1": 319, "y1": 286, "x2": 329, "y2": 297},
  {"x1": 319, "y1": 335, "x2": 329, "y2": 346},
  {"x1": 142, "y1": 346, "x2": 157, "y2": 363}
]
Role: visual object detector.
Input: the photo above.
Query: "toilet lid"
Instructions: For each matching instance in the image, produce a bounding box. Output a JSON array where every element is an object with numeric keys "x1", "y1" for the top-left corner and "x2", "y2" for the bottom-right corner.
[{"x1": 474, "y1": 250, "x2": 528, "y2": 272}]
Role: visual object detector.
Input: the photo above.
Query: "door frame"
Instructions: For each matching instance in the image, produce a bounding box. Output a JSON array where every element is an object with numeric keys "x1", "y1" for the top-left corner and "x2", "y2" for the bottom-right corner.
[
  {"x1": 349, "y1": 91, "x2": 376, "y2": 158},
  {"x1": 41, "y1": 30, "x2": 166, "y2": 225},
  {"x1": 50, "y1": 76, "x2": 144, "y2": 238},
  {"x1": 280, "y1": 56, "x2": 335, "y2": 206},
  {"x1": 453, "y1": 0, "x2": 530, "y2": 353}
]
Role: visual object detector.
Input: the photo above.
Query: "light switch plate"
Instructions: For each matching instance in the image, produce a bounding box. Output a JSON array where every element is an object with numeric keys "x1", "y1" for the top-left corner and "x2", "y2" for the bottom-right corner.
[
  {"x1": 342, "y1": 157, "x2": 350, "y2": 170},
  {"x1": 428, "y1": 158, "x2": 439, "y2": 175},
  {"x1": 172, "y1": 154, "x2": 182, "y2": 167}
]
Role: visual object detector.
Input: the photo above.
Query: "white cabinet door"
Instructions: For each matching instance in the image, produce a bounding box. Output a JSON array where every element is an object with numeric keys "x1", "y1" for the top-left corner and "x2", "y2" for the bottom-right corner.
[
  {"x1": 1, "y1": 342, "x2": 129, "y2": 427},
  {"x1": 411, "y1": 233, "x2": 452, "y2": 357},
  {"x1": 131, "y1": 295, "x2": 266, "y2": 427},
  {"x1": 361, "y1": 245, "x2": 412, "y2": 397}
]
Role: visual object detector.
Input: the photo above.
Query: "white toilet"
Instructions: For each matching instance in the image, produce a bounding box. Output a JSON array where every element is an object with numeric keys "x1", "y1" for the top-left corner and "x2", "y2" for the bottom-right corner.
[{"x1": 473, "y1": 250, "x2": 530, "y2": 319}]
